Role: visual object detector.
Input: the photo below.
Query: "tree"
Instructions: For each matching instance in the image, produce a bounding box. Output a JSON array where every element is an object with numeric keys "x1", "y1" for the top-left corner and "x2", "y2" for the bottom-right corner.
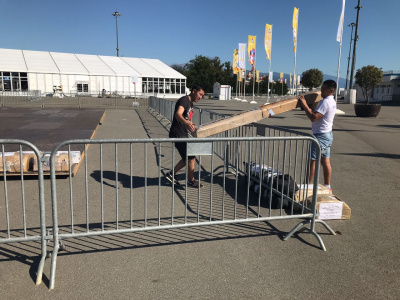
[
  {"x1": 172, "y1": 56, "x2": 236, "y2": 93},
  {"x1": 274, "y1": 81, "x2": 288, "y2": 96},
  {"x1": 259, "y1": 76, "x2": 269, "y2": 94},
  {"x1": 301, "y1": 68, "x2": 323, "y2": 91},
  {"x1": 355, "y1": 65, "x2": 383, "y2": 104}
]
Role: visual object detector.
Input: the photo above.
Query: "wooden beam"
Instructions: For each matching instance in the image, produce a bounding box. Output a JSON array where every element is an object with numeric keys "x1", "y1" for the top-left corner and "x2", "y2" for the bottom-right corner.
[{"x1": 194, "y1": 92, "x2": 321, "y2": 138}]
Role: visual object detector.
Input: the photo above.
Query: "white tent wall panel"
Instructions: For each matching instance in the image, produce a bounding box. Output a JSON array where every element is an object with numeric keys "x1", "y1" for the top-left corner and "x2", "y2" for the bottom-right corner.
[
  {"x1": 61, "y1": 74, "x2": 69, "y2": 93},
  {"x1": 27, "y1": 73, "x2": 37, "y2": 91},
  {"x1": 109, "y1": 76, "x2": 116, "y2": 93},
  {"x1": 45, "y1": 74, "x2": 52, "y2": 93},
  {"x1": 68, "y1": 75, "x2": 77, "y2": 93},
  {"x1": 90, "y1": 76, "x2": 98, "y2": 94},
  {"x1": 116, "y1": 77, "x2": 123, "y2": 93},
  {"x1": 52, "y1": 74, "x2": 61, "y2": 88},
  {"x1": 36, "y1": 74, "x2": 46, "y2": 94}
]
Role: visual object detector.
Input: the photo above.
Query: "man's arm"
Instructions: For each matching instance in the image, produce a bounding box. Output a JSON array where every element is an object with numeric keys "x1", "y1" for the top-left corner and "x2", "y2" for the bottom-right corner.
[
  {"x1": 297, "y1": 95, "x2": 323, "y2": 122},
  {"x1": 175, "y1": 105, "x2": 195, "y2": 132}
]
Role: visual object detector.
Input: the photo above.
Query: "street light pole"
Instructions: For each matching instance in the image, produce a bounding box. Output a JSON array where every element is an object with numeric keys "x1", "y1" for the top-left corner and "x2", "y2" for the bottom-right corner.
[
  {"x1": 345, "y1": 23, "x2": 356, "y2": 90},
  {"x1": 349, "y1": 0, "x2": 362, "y2": 90},
  {"x1": 112, "y1": 11, "x2": 121, "y2": 57}
]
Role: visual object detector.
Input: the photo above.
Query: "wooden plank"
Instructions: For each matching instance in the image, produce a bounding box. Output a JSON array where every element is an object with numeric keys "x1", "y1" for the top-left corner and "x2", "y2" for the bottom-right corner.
[{"x1": 194, "y1": 92, "x2": 321, "y2": 138}]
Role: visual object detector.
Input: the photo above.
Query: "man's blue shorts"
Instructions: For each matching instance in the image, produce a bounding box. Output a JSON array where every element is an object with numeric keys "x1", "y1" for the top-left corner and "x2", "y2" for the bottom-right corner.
[{"x1": 310, "y1": 132, "x2": 333, "y2": 160}]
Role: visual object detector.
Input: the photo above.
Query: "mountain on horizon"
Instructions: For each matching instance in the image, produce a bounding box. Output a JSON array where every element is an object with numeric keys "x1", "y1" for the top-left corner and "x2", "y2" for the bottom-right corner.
[{"x1": 256, "y1": 71, "x2": 346, "y2": 89}]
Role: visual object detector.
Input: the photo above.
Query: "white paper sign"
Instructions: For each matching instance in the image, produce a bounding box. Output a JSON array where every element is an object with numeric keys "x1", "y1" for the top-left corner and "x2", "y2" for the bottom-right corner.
[{"x1": 319, "y1": 202, "x2": 343, "y2": 220}]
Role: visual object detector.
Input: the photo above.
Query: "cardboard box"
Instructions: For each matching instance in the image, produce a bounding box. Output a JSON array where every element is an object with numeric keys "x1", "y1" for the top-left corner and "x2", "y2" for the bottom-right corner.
[
  {"x1": 194, "y1": 92, "x2": 321, "y2": 138},
  {"x1": 0, "y1": 152, "x2": 31, "y2": 173},
  {"x1": 295, "y1": 184, "x2": 331, "y2": 203},
  {"x1": 306, "y1": 194, "x2": 351, "y2": 220}
]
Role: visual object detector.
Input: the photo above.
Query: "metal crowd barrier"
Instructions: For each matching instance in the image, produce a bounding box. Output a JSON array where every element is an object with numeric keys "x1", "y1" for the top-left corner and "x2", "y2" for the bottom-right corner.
[
  {"x1": 0, "y1": 139, "x2": 47, "y2": 285},
  {"x1": 0, "y1": 93, "x2": 148, "y2": 109},
  {"x1": 47, "y1": 136, "x2": 335, "y2": 289}
]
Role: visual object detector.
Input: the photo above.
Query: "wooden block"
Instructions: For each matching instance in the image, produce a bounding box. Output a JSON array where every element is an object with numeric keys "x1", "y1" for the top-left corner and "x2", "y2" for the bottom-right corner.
[
  {"x1": 306, "y1": 194, "x2": 351, "y2": 220},
  {"x1": 194, "y1": 92, "x2": 321, "y2": 137},
  {"x1": 194, "y1": 109, "x2": 263, "y2": 138},
  {"x1": 0, "y1": 152, "x2": 30, "y2": 173}
]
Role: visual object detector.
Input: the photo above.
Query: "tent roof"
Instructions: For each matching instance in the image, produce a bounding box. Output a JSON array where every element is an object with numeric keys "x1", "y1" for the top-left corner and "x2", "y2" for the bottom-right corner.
[{"x1": 0, "y1": 48, "x2": 185, "y2": 79}]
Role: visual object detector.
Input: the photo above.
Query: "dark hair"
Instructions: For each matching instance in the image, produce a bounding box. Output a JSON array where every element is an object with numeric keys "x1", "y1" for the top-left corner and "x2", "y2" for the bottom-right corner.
[
  {"x1": 191, "y1": 85, "x2": 204, "y2": 93},
  {"x1": 323, "y1": 80, "x2": 337, "y2": 90}
]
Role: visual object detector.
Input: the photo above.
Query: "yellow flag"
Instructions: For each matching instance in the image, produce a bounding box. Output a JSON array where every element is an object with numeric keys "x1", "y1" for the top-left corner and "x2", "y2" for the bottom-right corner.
[
  {"x1": 256, "y1": 70, "x2": 260, "y2": 82},
  {"x1": 264, "y1": 24, "x2": 272, "y2": 61},
  {"x1": 292, "y1": 7, "x2": 299, "y2": 53},
  {"x1": 233, "y1": 49, "x2": 238, "y2": 74},
  {"x1": 248, "y1": 35, "x2": 256, "y2": 66}
]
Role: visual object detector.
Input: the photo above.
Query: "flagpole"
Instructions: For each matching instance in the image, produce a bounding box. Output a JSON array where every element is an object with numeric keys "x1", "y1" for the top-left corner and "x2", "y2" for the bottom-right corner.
[
  {"x1": 252, "y1": 37, "x2": 256, "y2": 102},
  {"x1": 238, "y1": 71, "x2": 241, "y2": 99},
  {"x1": 335, "y1": 38, "x2": 343, "y2": 101},
  {"x1": 335, "y1": 0, "x2": 346, "y2": 101},
  {"x1": 242, "y1": 50, "x2": 247, "y2": 102},
  {"x1": 267, "y1": 62, "x2": 271, "y2": 102},
  {"x1": 235, "y1": 73, "x2": 238, "y2": 99},
  {"x1": 293, "y1": 54, "x2": 297, "y2": 95}
]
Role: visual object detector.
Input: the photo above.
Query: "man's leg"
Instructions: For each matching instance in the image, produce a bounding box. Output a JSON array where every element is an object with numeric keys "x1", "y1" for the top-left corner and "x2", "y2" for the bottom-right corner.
[
  {"x1": 308, "y1": 159, "x2": 316, "y2": 183},
  {"x1": 321, "y1": 157, "x2": 332, "y2": 186},
  {"x1": 173, "y1": 159, "x2": 186, "y2": 175},
  {"x1": 187, "y1": 157, "x2": 195, "y2": 182}
]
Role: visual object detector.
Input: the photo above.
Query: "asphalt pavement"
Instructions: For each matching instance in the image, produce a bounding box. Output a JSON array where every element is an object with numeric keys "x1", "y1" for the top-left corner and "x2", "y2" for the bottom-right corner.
[{"x1": 0, "y1": 99, "x2": 399, "y2": 299}]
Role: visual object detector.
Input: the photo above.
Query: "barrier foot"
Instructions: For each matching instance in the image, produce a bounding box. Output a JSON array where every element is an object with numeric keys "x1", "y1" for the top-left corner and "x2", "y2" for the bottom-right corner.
[
  {"x1": 49, "y1": 244, "x2": 60, "y2": 290},
  {"x1": 35, "y1": 252, "x2": 47, "y2": 285},
  {"x1": 310, "y1": 230, "x2": 327, "y2": 252},
  {"x1": 283, "y1": 219, "x2": 335, "y2": 251},
  {"x1": 283, "y1": 220, "x2": 309, "y2": 241},
  {"x1": 315, "y1": 219, "x2": 336, "y2": 235}
]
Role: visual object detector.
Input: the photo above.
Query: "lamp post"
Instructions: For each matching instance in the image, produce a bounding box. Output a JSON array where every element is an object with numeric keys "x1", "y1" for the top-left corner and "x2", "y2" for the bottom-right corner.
[
  {"x1": 349, "y1": 0, "x2": 362, "y2": 90},
  {"x1": 112, "y1": 11, "x2": 121, "y2": 57},
  {"x1": 345, "y1": 23, "x2": 356, "y2": 90}
]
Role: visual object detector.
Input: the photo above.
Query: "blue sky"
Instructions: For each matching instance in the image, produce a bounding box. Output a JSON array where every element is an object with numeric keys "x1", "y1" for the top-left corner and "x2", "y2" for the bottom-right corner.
[{"x1": 0, "y1": 0, "x2": 398, "y2": 78}]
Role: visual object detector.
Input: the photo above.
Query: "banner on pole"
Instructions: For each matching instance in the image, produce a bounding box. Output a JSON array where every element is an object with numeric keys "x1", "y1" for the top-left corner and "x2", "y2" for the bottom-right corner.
[
  {"x1": 238, "y1": 43, "x2": 246, "y2": 70},
  {"x1": 233, "y1": 49, "x2": 239, "y2": 74},
  {"x1": 297, "y1": 75, "x2": 301, "y2": 85},
  {"x1": 290, "y1": 74, "x2": 292, "y2": 84},
  {"x1": 269, "y1": 71, "x2": 273, "y2": 83},
  {"x1": 264, "y1": 24, "x2": 272, "y2": 61},
  {"x1": 337, "y1": 0, "x2": 346, "y2": 42},
  {"x1": 292, "y1": 7, "x2": 299, "y2": 53},
  {"x1": 248, "y1": 35, "x2": 256, "y2": 66},
  {"x1": 280, "y1": 72, "x2": 283, "y2": 83},
  {"x1": 256, "y1": 70, "x2": 260, "y2": 82}
]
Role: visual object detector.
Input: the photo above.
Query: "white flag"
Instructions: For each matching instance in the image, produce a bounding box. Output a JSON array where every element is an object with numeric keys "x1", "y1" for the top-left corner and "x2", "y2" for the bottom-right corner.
[
  {"x1": 238, "y1": 43, "x2": 246, "y2": 69},
  {"x1": 336, "y1": 0, "x2": 346, "y2": 42},
  {"x1": 269, "y1": 71, "x2": 273, "y2": 83}
]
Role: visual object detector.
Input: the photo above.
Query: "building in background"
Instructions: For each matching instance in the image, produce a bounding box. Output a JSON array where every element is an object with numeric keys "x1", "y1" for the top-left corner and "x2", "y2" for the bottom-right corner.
[
  {"x1": 0, "y1": 48, "x2": 186, "y2": 99},
  {"x1": 356, "y1": 70, "x2": 400, "y2": 102}
]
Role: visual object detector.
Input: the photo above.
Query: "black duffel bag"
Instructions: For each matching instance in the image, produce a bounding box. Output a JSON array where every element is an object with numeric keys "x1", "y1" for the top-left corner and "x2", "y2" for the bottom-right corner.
[{"x1": 264, "y1": 174, "x2": 299, "y2": 199}]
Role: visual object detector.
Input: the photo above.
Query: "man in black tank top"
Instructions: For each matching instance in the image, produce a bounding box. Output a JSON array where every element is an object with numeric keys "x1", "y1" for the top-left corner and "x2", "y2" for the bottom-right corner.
[{"x1": 166, "y1": 85, "x2": 205, "y2": 187}]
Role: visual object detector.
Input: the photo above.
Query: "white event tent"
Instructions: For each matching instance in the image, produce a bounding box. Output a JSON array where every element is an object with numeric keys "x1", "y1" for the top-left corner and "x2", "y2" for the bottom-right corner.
[{"x1": 0, "y1": 48, "x2": 186, "y2": 98}]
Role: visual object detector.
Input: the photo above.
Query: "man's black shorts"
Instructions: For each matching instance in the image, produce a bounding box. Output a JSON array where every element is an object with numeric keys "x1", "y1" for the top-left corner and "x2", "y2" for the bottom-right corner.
[{"x1": 174, "y1": 141, "x2": 195, "y2": 161}]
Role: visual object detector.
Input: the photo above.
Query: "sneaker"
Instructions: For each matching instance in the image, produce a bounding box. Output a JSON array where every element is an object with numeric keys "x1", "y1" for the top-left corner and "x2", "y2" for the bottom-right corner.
[
  {"x1": 187, "y1": 179, "x2": 204, "y2": 188},
  {"x1": 165, "y1": 171, "x2": 180, "y2": 185}
]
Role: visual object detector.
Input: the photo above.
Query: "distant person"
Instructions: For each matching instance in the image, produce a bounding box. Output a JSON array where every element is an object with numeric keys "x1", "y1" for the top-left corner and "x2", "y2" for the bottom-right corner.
[
  {"x1": 165, "y1": 85, "x2": 205, "y2": 188},
  {"x1": 297, "y1": 80, "x2": 337, "y2": 192}
]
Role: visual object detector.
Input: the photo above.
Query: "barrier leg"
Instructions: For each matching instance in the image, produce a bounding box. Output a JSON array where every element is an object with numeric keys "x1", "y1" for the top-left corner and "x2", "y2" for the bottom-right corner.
[
  {"x1": 283, "y1": 219, "x2": 335, "y2": 251},
  {"x1": 35, "y1": 249, "x2": 47, "y2": 285},
  {"x1": 49, "y1": 238, "x2": 60, "y2": 290}
]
